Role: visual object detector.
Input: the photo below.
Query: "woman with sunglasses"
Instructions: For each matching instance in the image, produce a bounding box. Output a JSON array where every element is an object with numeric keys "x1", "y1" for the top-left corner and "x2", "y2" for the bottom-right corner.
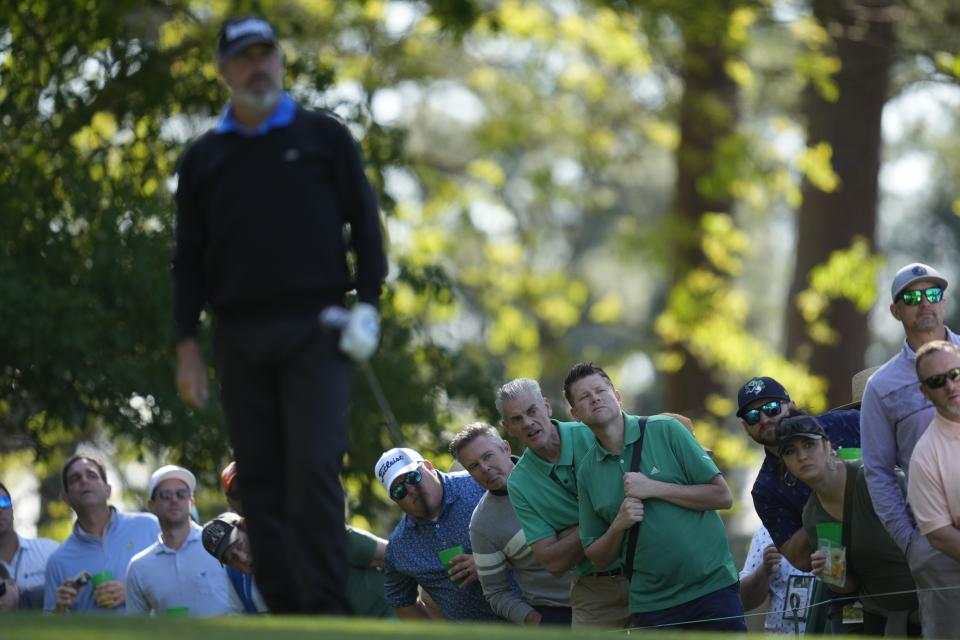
[{"x1": 777, "y1": 414, "x2": 919, "y2": 636}]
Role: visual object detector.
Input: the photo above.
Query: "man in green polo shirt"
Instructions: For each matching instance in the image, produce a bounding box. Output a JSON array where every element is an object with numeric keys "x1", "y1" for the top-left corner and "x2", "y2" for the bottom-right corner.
[
  {"x1": 497, "y1": 378, "x2": 629, "y2": 628},
  {"x1": 565, "y1": 362, "x2": 745, "y2": 632}
]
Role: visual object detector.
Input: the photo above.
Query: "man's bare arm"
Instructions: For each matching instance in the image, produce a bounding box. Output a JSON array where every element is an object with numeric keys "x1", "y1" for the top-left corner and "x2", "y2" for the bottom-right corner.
[{"x1": 530, "y1": 525, "x2": 584, "y2": 576}]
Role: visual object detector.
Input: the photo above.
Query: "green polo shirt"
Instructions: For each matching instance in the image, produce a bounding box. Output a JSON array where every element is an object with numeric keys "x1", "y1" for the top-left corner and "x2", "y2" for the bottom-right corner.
[
  {"x1": 507, "y1": 419, "x2": 602, "y2": 576},
  {"x1": 577, "y1": 413, "x2": 738, "y2": 613}
]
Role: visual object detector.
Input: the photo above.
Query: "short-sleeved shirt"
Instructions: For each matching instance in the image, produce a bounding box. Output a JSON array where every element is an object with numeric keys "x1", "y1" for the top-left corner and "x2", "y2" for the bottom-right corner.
[
  {"x1": 801, "y1": 461, "x2": 916, "y2": 613},
  {"x1": 507, "y1": 419, "x2": 600, "y2": 576},
  {"x1": 125, "y1": 524, "x2": 230, "y2": 616},
  {"x1": 908, "y1": 412, "x2": 960, "y2": 535},
  {"x1": 752, "y1": 409, "x2": 860, "y2": 548},
  {"x1": 44, "y1": 508, "x2": 160, "y2": 612},
  {"x1": 383, "y1": 470, "x2": 501, "y2": 621},
  {"x1": 2, "y1": 535, "x2": 58, "y2": 609},
  {"x1": 739, "y1": 526, "x2": 812, "y2": 634},
  {"x1": 345, "y1": 526, "x2": 392, "y2": 618},
  {"x1": 577, "y1": 414, "x2": 738, "y2": 613}
]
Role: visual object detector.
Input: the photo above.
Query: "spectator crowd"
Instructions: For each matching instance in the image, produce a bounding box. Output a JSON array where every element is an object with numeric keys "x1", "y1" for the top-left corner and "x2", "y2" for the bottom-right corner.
[{"x1": 3, "y1": 260, "x2": 960, "y2": 638}]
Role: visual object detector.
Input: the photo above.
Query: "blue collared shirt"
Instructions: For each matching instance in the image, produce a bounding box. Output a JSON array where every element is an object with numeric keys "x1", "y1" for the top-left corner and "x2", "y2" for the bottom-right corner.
[
  {"x1": 43, "y1": 508, "x2": 160, "y2": 612},
  {"x1": 383, "y1": 471, "x2": 502, "y2": 621},
  {"x1": 861, "y1": 326, "x2": 960, "y2": 551},
  {"x1": 213, "y1": 91, "x2": 298, "y2": 136},
  {"x1": 3, "y1": 534, "x2": 59, "y2": 609},
  {"x1": 125, "y1": 524, "x2": 230, "y2": 617},
  {"x1": 751, "y1": 409, "x2": 860, "y2": 547}
]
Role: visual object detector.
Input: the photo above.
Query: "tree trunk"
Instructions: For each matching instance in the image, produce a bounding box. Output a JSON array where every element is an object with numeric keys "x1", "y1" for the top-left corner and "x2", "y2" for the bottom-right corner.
[
  {"x1": 664, "y1": 16, "x2": 740, "y2": 417},
  {"x1": 785, "y1": 0, "x2": 894, "y2": 408}
]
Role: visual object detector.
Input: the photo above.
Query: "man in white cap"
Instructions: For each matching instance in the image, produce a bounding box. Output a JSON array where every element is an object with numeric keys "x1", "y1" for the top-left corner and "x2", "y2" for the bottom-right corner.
[
  {"x1": 860, "y1": 262, "x2": 960, "y2": 638},
  {"x1": 171, "y1": 13, "x2": 387, "y2": 615},
  {"x1": 375, "y1": 447, "x2": 500, "y2": 621},
  {"x1": 125, "y1": 465, "x2": 229, "y2": 617},
  {"x1": 44, "y1": 455, "x2": 160, "y2": 613}
]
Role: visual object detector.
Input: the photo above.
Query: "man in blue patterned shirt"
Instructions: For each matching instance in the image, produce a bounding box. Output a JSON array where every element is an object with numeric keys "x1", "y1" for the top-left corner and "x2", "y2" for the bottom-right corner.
[
  {"x1": 735, "y1": 376, "x2": 860, "y2": 571},
  {"x1": 375, "y1": 447, "x2": 502, "y2": 621}
]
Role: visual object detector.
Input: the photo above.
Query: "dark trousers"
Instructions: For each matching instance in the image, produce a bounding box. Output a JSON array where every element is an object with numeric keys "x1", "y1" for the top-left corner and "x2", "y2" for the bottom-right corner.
[
  {"x1": 215, "y1": 314, "x2": 352, "y2": 615},
  {"x1": 629, "y1": 582, "x2": 747, "y2": 632}
]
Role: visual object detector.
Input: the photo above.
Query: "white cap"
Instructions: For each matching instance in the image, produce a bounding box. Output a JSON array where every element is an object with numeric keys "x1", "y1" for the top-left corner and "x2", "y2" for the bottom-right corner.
[
  {"x1": 374, "y1": 448, "x2": 424, "y2": 493},
  {"x1": 148, "y1": 465, "x2": 197, "y2": 499}
]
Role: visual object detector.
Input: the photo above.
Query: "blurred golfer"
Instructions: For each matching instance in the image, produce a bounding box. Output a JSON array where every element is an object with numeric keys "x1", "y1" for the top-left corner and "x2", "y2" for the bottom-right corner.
[{"x1": 171, "y1": 15, "x2": 387, "y2": 614}]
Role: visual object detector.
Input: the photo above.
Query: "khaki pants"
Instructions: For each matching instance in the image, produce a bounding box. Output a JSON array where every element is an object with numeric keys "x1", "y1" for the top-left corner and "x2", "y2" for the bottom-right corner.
[
  {"x1": 570, "y1": 574, "x2": 630, "y2": 628},
  {"x1": 907, "y1": 532, "x2": 960, "y2": 639}
]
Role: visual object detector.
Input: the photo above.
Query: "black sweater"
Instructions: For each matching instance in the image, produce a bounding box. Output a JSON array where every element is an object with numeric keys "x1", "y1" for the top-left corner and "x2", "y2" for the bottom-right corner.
[{"x1": 171, "y1": 108, "x2": 387, "y2": 340}]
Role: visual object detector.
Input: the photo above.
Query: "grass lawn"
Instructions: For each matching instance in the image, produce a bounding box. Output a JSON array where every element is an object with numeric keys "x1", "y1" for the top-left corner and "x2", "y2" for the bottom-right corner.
[{"x1": 0, "y1": 613, "x2": 757, "y2": 640}]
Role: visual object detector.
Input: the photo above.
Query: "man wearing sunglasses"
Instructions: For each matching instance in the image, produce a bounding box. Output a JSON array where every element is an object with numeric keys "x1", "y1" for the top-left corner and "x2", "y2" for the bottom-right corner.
[
  {"x1": 125, "y1": 465, "x2": 229, "y2": 617},
  {"x1": 860, "y1": 262, "x2": 959, "y2": 639},
  {"x1": 0, "y1": 481, "x2": 58, "y2": 610},
  {"x1": 375, "y1": 447, "x2": 500, "y2": 621},
  {"x1": 735, "y1": 377, "x2": 860, "y2": 571},
  {"x1": 905, "y1": 341, "x2": 960, "y2": 635}
]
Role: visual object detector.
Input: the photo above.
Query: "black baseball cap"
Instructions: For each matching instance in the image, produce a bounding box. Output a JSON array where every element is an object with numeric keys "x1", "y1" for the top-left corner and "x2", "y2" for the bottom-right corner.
[
  {"x1": 736, "y1": 376, "x2": 790, "y2": 417},
  {"x1": 218, "y1": 16, "x2": 277, "y2": 62},
  {"x1": 202, "y1": 512, "x2": 242, "y2": 562},
  {"x1": 776, "y1": 415, "x2": 826, "y2": 454}
]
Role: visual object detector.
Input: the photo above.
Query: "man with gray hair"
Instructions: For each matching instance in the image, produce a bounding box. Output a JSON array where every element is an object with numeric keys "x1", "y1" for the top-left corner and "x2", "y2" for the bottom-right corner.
[
  {"x1": 497, "y1": 378, "x2": 628, "y2": 628},
  {"x1": 861, "y1": 263, "x2": 960, "y2": 638},
  {"x1": 450, "y1": 422, "x2": 572, "y2": 626}
]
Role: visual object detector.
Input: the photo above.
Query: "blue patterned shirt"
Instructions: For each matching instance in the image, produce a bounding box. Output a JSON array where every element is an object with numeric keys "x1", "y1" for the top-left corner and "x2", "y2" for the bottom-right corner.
[
  {"x1": 383, "y1": 470, "x2": 502, "y2": 621},
  {"x1": 751, "y1": 409, "x2": 860, "y2": 547}
]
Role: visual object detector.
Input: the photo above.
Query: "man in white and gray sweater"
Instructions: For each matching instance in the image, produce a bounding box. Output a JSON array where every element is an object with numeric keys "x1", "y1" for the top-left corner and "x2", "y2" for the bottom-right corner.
[{"x1": 450, "y1": 423, "x2": 572, "y2": 626}]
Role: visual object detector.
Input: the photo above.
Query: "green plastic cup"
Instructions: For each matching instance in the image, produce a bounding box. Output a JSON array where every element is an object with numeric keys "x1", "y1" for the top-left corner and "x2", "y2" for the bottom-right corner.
[
  {"x1": 816, "y1": 522, "x2": 843, "y2": 545},
  {"x1": 90, "y1": 571, "x2": 112, "y2": 588},
  {"x1": 837, "y1": 447, "x2": 861, "y2": 460},
  {"x1": 437, "y1": 545, "x2": 464, "y2": 570},
  {"x1": 91, "y1": 571, "x2": 114, "y2": 607}
]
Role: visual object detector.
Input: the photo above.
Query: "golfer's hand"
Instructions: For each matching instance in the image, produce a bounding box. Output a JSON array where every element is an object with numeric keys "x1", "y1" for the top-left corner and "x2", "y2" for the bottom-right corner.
[
  {"x1": 176, "y1": 339, "x2": 209, "y2": 408},
  {"x1": 448, "y1": 553, "x2": 479, "y2": 589},
  {"x1": 339, "y1": 302, "x2": 380, "y2": 362}
]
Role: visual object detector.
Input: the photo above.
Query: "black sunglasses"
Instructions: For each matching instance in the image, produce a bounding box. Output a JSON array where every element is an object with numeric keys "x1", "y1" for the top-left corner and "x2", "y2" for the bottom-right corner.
[
  {"x1": 922, "y1": 367, "x2": 960, "y2": 390},
  {"x1": 390, "y1": 469, "x2": 423, "y2": 501},
  {"x1": 900, "y1": 287, "x2": 943, "y2": 306},
  {"x1": 742, "y1": 400, "x2": 783, "y2": 426}
]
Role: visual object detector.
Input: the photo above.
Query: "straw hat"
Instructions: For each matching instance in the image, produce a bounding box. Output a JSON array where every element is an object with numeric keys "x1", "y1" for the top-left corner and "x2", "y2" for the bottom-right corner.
[{"x1": 832, "y1": 366, "x2": 881, "y2": 410}]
